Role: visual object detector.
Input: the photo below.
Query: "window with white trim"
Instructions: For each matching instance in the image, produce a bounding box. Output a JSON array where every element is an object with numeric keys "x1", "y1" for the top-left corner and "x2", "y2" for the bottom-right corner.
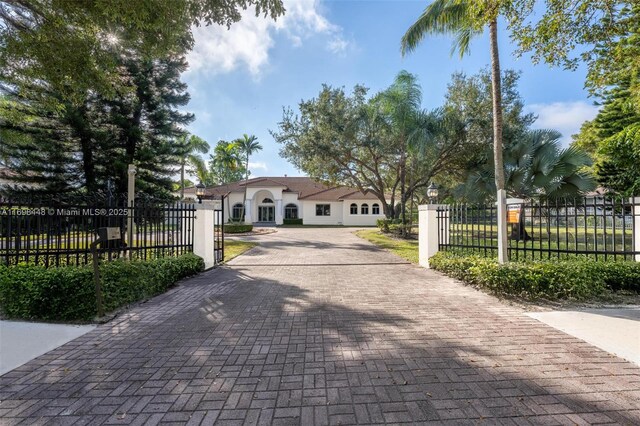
[
  {"x1": 350, "y1": 203, "x2": 358, "y2": 214},
  {"x1": 361, "y1": 203, "x2": 369, "y2": 214},
  {"x1": 372, "y1": 203, "x2": 380, "y2": 215}
]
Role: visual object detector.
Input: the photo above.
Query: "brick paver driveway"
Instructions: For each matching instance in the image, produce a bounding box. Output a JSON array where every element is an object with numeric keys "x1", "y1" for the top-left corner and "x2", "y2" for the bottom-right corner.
[{"x1": 2, "y1": 228, "x2": 639, "y2": 425}]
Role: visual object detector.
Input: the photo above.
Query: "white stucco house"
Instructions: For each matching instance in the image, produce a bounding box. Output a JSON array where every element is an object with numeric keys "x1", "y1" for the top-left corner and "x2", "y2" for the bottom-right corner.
[{"x1": 183, "y1": 176, "x2": 386, "y2": 226}]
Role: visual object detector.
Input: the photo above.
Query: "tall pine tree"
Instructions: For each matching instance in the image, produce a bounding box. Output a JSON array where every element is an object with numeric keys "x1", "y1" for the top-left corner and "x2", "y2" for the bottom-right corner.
[{"x1": 1, "y1": 50, "x2": 193, "y2": 199}]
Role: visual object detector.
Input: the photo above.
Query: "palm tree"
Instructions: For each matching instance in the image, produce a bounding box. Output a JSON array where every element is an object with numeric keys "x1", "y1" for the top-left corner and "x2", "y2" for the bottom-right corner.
[
  {"x1": 188, "y1": 156, "x2": 212, "y2": 186},
  {"x1": 461, "y1": 129, "x2": 596, "y2": 201},
  {"x1": 235, "y1": 134, "x2": 263, "y2": 222},
  {"x1": 177, "y1": 133, "x2": 210, "y2": 199},
  {"x1": 376, "y1": 71, "x2": 424, "y2": 231},
  {"x1": 401, "y1": 0, "x2": 508, "y2": 261},
  {"x1": 211, "y1": 140, "x2": 241, "y2": 184}
]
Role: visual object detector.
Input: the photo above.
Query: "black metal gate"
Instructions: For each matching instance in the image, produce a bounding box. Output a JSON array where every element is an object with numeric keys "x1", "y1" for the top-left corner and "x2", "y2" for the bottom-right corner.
[{"x1": 214, "y1": 195, "x2": 225, "y2": 264}]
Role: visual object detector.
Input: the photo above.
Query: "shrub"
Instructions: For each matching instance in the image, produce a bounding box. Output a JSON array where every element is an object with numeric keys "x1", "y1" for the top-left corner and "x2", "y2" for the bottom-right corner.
[
  {"x1": 376, "y1": 218, "x2": 390, "y2": 232},
  {"x1": 377, "y1": 218, "x2": 407, "y2": 233},
  {"x1": 0, "y1": 253, "x2": 204, "y2": 321},
  {"x1": 429, "y1": 251, "x2": 639, "y2": 300},
  {"x1": 283, "y1": 218, "x2": 303, "y2": 225},
  {"x1": 224, "y1": 223, "x2": 253, "y2": 233}
]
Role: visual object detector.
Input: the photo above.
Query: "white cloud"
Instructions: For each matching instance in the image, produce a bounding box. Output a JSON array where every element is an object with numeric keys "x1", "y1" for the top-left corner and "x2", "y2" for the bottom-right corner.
[
  {"x1": 327, "y1": 36, "x2": 349, "y2": 54},
  {"x1": 248, "y1": 161, "x2": 268, "y2": 172},
  {"x1": 186, "y1": 0, "x2": 349, "y2": 78},
  {"x1": 527, "y1": 101, "x2": 600, "y2": 145}
]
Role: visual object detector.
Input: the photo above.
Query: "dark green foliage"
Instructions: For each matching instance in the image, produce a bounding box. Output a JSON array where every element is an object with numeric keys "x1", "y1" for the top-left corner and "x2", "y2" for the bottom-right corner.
[
  {"x1": 0, "y1": 1, "x2": 285, "y2": 103},
  {"x1": 429, "y1": 251, "x2": 639, "y2": 300},
  {"x1": 283, "y1": 218, "x2": 303, "y2": 225},
  {"x1": 210, "y1": 140, "x2": 246, "y2": 185},
  {"x1": 596, "y1": 123, "x2": 640, "y2": 194},
  {"x1": 0, "y1": 253, "x2": 204, "y2": 321},
  {"x1": 1, "y1": 53, "x2": 194, "y2": 199},
  {"x1": 460, "y1": 129, "x2": 595, "y2": 201},
  {"x1": 224, "y1": 224, "x2": 254, "y2": 233},
  {"x1": 376, "y1": 218, "x2": 391, "y2": 232},
  {"x1": 376, "y1": 218, "x2": 408, "y2": 233}
]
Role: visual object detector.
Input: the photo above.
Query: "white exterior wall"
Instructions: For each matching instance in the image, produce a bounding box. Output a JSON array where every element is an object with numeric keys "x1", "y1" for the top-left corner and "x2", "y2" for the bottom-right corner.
[
  {"x1": 301, "y1": 201, "x2": 344, "y2": 225},
  {"x1": 226, "y1": 193, "x2": 244, "y2": 222},
  {"x1": 342, "y1": 200, "x2": 385, "y2": 226},
  {"x1": 222, "y1": 189, "x2": 385, "y2": 226}
]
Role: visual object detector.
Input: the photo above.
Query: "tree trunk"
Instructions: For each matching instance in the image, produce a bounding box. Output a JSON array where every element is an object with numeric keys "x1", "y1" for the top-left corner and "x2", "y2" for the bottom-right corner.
[
  {"x1": 79, "y1": 134, "x2": 96, "y2": 194},
  {"x1": 180, "y1": 161, "x2": 185, "y2": 199},
  {"x1": 241, "y1": 154, "x2": 249, "y2": 223},
  {"x1": 489, "y1": 18, "x2": 508, "y2": 264},
  {"x1": 489, "y1": 21, "x2": 505, "y2": 193},
  {"x1": 400, "y1": 152, "x2": 407, "y2": 236}
]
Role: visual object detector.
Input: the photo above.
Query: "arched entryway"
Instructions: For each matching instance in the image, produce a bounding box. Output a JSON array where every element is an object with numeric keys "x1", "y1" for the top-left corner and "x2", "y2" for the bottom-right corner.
[{"x1": 252, "y1": 190, "x2": 276, "y2": 223}]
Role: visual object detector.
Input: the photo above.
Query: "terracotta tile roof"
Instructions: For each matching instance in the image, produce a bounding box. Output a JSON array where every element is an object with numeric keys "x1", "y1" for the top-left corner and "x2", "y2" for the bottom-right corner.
[
  {"x1": 184, "y1": 177, "x2": 382, "y2": 202},
  {"x1": 339, "y1": 190, "x2": 380, "y2": 200}
]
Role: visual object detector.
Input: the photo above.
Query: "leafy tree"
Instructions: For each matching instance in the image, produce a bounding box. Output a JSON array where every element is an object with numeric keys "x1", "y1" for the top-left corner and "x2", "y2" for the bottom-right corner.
[
  {"x1": 210, "y1": 140, "x2": 245, "y2": 185},
  {"x1": 273, "y1": 73, "x2": 470, "y2": 220},
  {"x1": 274, "y1": 84, "x2": 398, "y2": 217},
  {"x1": 571, "y1": 120, "x2": 601, "y2": 162},
  {"x1": 596, "y1": 124, "x2": 640, "y2": 194},
  {"x1": 235, "y1": 134, "x2": 263, "y2": 222},
  {"x1": 401, "y1": 0, "x2": 510, "y2": 260},
  {"x1": 0, "y1": 0, "x2": 285, "y2": 103},
  {"x1": 441, "y1": 69, "x2": 535, "y2": 183},
  {"x1": 571, "y1": 76, "x2": 640, "y2": 194},
  {"x1": 505, "y1": 1, "x2": 637, "y2": 97},
  {"x1": 176, "y1": 133, "x2": 210, "y2": 198}
]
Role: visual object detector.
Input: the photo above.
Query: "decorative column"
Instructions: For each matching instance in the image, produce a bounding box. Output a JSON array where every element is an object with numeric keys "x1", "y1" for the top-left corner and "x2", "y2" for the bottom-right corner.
[
  {"x1": 193, "y1": 204, "x2": 215, "y2": 269},
  {"x1": 275, "y1": 199, "x2": 283, "y2": 225},
  {"x1": 244, "y1": 199, "x2": 252, "y2": 223},
  {"x1": 418, "y1": 204, "x2": 448, "y2": 269}
]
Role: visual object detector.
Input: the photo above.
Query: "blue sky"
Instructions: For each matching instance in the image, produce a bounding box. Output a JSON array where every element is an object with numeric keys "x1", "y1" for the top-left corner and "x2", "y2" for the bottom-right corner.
[{"x1": 182, "y1": 0, "x2": 598, "y2": 179}]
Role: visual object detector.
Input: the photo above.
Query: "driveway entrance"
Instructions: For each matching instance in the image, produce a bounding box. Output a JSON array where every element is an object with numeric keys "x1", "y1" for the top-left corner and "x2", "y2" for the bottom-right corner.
[{"x1": 1, "y1": 228, "x2": 639, "y2": 424}]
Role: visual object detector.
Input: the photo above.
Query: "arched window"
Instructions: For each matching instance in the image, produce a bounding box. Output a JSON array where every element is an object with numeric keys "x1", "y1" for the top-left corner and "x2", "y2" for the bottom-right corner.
[
  {"x1": 232, "y1": 203, "x2": 244, "y2": 221},
  {"x1": 372, "y1": 203, "x2": 380, "y2": 215},
  {"x1": 350, "y1": 203, "x2": 358, "y2": 215},
  {"x1": 262, "y1": 198, "x2": 274, "y2": 204},
  {"x1": 284, "y1": 203, "x2": 298, "y2": 219},
  {"x1": 361, "y1": 203, "x2": 369, "y2": 214}
]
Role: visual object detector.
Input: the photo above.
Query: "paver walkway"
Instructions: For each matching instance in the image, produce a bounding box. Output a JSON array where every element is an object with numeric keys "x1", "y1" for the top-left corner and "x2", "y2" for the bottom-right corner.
[{"x1": 1, "y1": 228, "x2": 639, "y2": 425}]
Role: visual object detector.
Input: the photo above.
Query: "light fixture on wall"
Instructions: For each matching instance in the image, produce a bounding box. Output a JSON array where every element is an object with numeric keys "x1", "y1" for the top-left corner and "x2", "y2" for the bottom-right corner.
[
  {"x1": 426, "y1": 182, "x2": 439, "y2": 204},
  {"x1": 195, "y1": 182, "x2": 206, "y2": 204}
]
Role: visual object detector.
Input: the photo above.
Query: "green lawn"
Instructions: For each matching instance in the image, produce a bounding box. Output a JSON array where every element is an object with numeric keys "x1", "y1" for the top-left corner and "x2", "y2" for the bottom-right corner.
[
  {"x1": 224, "y1": 240, "x2": 257, "y2": 262},
  {"x1": 355, "y1": 229, "x2": 418, "y2": 264}
]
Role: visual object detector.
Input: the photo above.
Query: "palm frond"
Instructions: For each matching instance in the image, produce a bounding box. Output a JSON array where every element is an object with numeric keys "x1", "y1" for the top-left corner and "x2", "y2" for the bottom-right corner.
[{"x1": 401, "y1": 0, "x2": 480, "y2": 58}]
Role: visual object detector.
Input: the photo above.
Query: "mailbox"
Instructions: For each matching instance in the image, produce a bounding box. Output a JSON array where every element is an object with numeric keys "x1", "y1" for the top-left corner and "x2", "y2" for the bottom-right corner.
[{"x1": 97, "y1": 227, "x2": 121, "y2": 241}]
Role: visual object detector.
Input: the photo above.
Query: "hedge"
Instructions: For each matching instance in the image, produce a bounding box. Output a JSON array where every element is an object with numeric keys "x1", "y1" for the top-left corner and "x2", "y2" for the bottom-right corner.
[
  {"x1": 429, "y1": 251, "x2": 640, "y2": 300},
  {"x1": 376, "y1": 218, "x2": 411, "y2": 234},
  {"x1": 224, "y1": 223, "x2": 253, "y2": 233},
  {"x1": 0, "y1": 253, "x2": 204, "y2": 321},
  {"x1": 283, "y1": 218, "x2": 303, "y2": 225}
]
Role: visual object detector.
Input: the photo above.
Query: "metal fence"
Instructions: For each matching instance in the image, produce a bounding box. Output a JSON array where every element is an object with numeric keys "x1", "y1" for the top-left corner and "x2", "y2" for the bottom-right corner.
[
  {"x1": 0, "y1": 195, "x2": 197, "y2": 267},
  {"x1": 437, "y1": 195, "x2": 640, "y2": 261},
  {"x1": 214, "y1": 197, "x2": 225, "y2": 264}
]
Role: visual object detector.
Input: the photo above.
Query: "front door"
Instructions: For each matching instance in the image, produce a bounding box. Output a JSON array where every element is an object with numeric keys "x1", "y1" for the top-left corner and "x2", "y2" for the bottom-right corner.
[{"x1": 258, "y1": 206, "x2": 275, "y2": 222}]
